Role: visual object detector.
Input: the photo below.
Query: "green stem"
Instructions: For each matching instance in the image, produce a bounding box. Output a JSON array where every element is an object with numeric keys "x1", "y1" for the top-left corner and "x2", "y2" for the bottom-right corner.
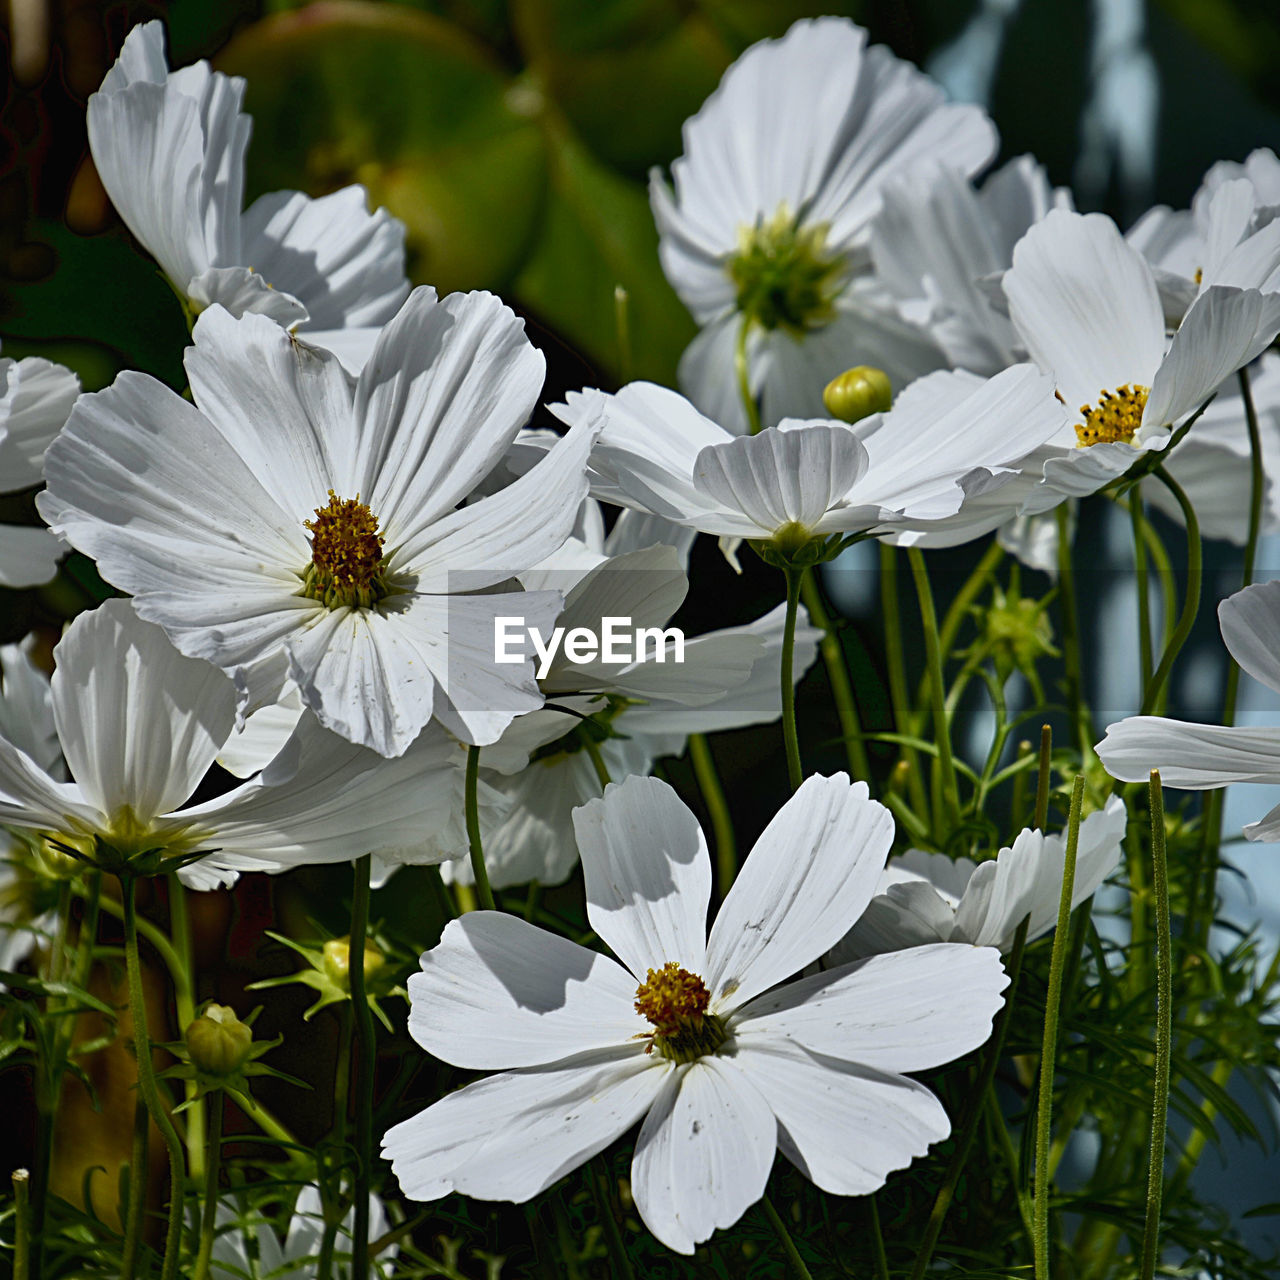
[
  {"x1": 318, "y1": 1005, "x2": 354, "y2": 1280},
  {"x1": 781, "y1": 568, "x2": 804, "y2": 791},
  {"x1": 799, "y1": 568, "x2": 870, "y2": 780},
  {"x1": 168, "y1": 875, "x2": 204, "y2": 1179},
  {"x1": 192, "y1": 1094, "x2": 223, "y2": 1280},
  {"x1": 1055, "y1": 504, "x2": 1091, "y2": 758},
  {"x1": 348, "y1": 855, "x2": 376, "y2": 1280},
  {"x1": 13, "y1": 1169, "x2": 31, "y2": 1280},
  {"x1": 588, "y1": 1158, "x2": 634, "y2": 1280},
  {"x1": 121, "y1": 875, "x2": 186, "y2": 1280},
  {"x1": 908, "y1": 547, "x2": 960, "y2": 831},
  {"x1": 1032, "y1": 775, "x2": 1085, "y2": 1280},
  {"x1": 689, "y1": 733, "x2": 737, "y2": 897},
  {"x1": 988, "y1": 1090, "x2": 1035, "y2": 1239},
  {"x1": 881, "y1": 545, "x2": 929, "y2": 818},
  {"x1": 1140, "y1": 773, "x2": 1173, "y2": 1280},
  {"x1": 868, "y1": 1196, "x2": 890, "y2": 1280},
  {"x1": 735, "y1": 315, "x2": 764, "y2": 435},
  {"x1": 1035, "y1": 725, "x2": 1052, "y2": 830},
  {"x1": 119, "y1": 1095, "x2": 150, "y2": 1280},
  {"x1": 578, "y1": 727, "x2": 612, "y2": 790},
  {"x1": 759, "y1": 1194, "x2": 814, "y2": 1280},
  {"x1": 1130, "y1": 489, "x2": 1154, "y2": 692},
  {"x1": 908, "y1": 919, "x2": 1030, "y2": 1280},
  {"x1": 465, "y1": 746, "x2": 497, "y2": 911},
  {"x1": 1140, "y1": 469, "x2": 1201, "y2": 716}
]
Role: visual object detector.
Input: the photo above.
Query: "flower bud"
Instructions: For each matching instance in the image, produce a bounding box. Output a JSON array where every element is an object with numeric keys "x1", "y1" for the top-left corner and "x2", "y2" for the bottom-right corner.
[
  {"x1": 185, "y1": 1004, "x2": 254, "y2": 1076},
  {"x1": 823, "y1": 366, "x2": 892, "y2": 424},
  {"x1": 322, "y1": 937, "x2": 386, "y2": 990}
]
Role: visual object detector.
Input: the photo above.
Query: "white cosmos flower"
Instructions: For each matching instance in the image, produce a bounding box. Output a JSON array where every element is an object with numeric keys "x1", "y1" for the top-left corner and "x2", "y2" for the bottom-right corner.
[
  {"x1": 209, "y1": 1185, "x2": 395, "y2": 1279},
  {"x1": 0, "y1": 346, "x2": 79, "y2": 587},
  {"x1": 870, "y1": 155, "x2": 1072, "y2": 376},
  {"x1": 0, "y1": 600, "x2": 463, "y2": 888},
  {"x1": 1128, "y1": 149, "x2": 1280, "y2": 325},
  {"x1": 831, "y1": 795, "x2": 1127, "y2": 961},
  {"x1": 552, "y1": 364, "x2": 1067, "y2": 556},
  {"x1": 88, "y1": 21, "x2": 407, "y2": 370},
  {"x1": 653, "y1": 16, "x2": 997, "y2": 432},
  {"x1": 384, "y1": 773, "x2": 1008, "y2": 1255},
  {"x1": 38, "y1": 288, "x2": 599, "y2": 757},
  {"x1": 1002, "y1": 208, "x2": 1280, "y2": 503},
  {"x1": 1097, "y1": 579, "x2": 1280, "y2": 842}
]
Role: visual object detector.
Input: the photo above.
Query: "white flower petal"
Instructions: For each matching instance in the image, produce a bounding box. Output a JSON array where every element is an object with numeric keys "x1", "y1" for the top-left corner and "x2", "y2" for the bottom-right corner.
[
  {"x1": 51, "y1": 600, "x2": 234, "y2": 822},
  {"x1": 1219, "y1": 580, "x2": 1280, "y2": 695},
  {"x1": 1005, "y1": 209, "x2": 1165, "y2": 412},
  {"x1": 572, "y1": 775, "x2": 711, "y2": 980},
  {"x1": 829, "y1": 879, "x2": 957, "y2": 962},
  {"x1": 0, "y1": 525, "x2": 62, "y2": 589},
  {"x1": 384, "y1": 1048, "x2": 663, "y2": 1202},
  {"x1": 705, "y1": 774, "x2": 893, "y2": 1009},
  {"x1": 215, "y1": 695, "x2": 304, "y2": 779},
  {"x1": 630, "y1": 1057, "x2": 776, "y2": 1255},
  {"x1": 0, "y1": 637, "x2": 60, "y2": 778},
  {"x1": 737, "y1": 1039, "x2": 949, "y2": 1196},
  {"x1": 0, "y1": 355, "x2": 81, "y2": 488},
  {"x1": 186, "y1": 267, "x2": 309, "y2": 326},
  {"x1": 407, "y1": 912, "x2": 646, "y2": 1068},
  {"x1": 733, "y1": 942, "x2": 1007, "y2": 1071},
  {"x1": 1096, "y1": 716, "x2": 1280, "y2": 788}
]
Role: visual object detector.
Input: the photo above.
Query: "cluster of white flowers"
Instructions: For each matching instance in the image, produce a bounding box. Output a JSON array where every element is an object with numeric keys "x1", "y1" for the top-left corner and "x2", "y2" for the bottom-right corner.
[{"x1": 4, "y1": 12, "x2": 1279, "y2": 1273}]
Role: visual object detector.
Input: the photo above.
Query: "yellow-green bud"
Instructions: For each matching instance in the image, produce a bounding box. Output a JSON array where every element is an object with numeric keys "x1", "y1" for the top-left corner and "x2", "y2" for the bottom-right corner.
[
  {"x1": 185, "y1": 1004, "x2": 253, "y2": 1076},
  {"x1": 322, "y1": 937, "x2": 386, "y2": 990},
  {"x1": 823, "y1": 366, "x2": 892, "y2": 424}
]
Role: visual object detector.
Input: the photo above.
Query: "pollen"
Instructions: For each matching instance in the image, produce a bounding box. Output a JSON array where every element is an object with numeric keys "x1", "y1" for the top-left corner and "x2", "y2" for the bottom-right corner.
[
  {"x1": 1074, "y1": 384, "x2": 1149, "y2": 447},
  {"x1": 729, "y1": 205, "x2": 842, "y2": 334},
  {"x1": 301, "y1": 491, "x2": 388, "y2": 609},
  {"x1": 634, "y1": 962, "x2": 727, "y2": 1063}
]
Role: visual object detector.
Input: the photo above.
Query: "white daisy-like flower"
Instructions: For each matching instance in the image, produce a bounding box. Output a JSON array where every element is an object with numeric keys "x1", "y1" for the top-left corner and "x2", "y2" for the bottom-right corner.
[
  {"x1": 652, "y1": 16, "x2": 997, "y2": 432},
  {"x1": 384, "y1": 772, "x2": 1008, "y2": 1255},
  {"x1": 1002, "y1": 207, "x2": 1280, "y2": 503},
  {"x1": 1128, "y1": 149, "x2": 1280, "y2": 325},
  {"x1": 0, "y1": 345, "x2": 79, "y2": 588},
  {"x1": 831, "y1": 795, "x2": 1127, "y2": 961},
  {"x1": 1097, "y1": 579, "x2": 1280, "y2": 842},
  {"x1": 88, "y1": 21, "x2": 408, "y2": 371},
  {"x1": 552, "y1": 364, "x2": 1067, "y2": 559},
  {"x1": 0, "y1": 599, "x2": 464, "y2": 888},
  {"x1": 38, "y1": 289, "x2": 599, "y2": 757},
  {"x1": 209, "y1": 1185, "x2": 395, "y2": 1279},
  {"x1": 869, "y1": 155, "x2": 1071, "y2": 376}
]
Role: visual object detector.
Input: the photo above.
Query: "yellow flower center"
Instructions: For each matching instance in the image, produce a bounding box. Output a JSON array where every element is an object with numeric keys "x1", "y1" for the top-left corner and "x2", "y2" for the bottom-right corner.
[
  {"x1": 729, "y1": 205, "x2": 842, "y2": 334},
  {"x1": 301, "y1": 491, "x2": 387, "y2": 609},
  {"x1": 1074, "y1": 384, "x2": 1149, "y2": 447},
  {"x1": 634, "y1": 961, "x2": 727, "y2": 1063}
]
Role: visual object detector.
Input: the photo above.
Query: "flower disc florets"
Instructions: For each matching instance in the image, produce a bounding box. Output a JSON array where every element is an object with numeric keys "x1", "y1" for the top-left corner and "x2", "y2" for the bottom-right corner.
[
  {"x1": 301, "y1": 491, "x2": 388, "y2": 609},
  {"x1": 729, "y1": 207, "x2": 842, "y2": 334},
  {"x1": 1074, "y1": 384, "x2": 1149, "y2": 447},
  {"x1": 634, "y1": 961, "x2": 727, "y2": 1064}
]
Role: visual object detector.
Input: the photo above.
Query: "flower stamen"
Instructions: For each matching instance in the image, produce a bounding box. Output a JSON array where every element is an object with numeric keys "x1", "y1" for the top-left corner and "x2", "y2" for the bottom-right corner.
[
  {"x1": 634, "y1": 961, "x2": 727, "y2": 1063},
  {"x1": 1074, "y1": 384, "x2": 1149, "y2": 447},
  {"x1": 301, "y1": 491, "x2": 388, "y2": 609},
  {"x1": 729, "y1": 205, "x2": 842, "y2": 334}
]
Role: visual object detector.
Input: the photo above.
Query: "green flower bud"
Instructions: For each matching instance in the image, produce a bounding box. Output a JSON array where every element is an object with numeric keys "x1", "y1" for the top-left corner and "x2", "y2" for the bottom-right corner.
[
  {"x1": 823, "y1": 366, "x2": 892, "y2": 424},
  {"x1": 185, "y1": 1004, "x2": 254, "y2": 1077},
  {"x1": 322, "y1": 937, "x2": 386, "y2": 990}
]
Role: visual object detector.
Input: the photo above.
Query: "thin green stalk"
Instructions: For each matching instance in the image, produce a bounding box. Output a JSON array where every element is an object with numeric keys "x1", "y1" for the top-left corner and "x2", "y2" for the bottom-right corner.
[
  {"x1": 318, "y1": 1006, "x2": 354, "y2": 1280},
  {"x1": 799, "y1": 568, "x2": 870, "y2": 780},
  {"x1": 464, "y1": 745, "x2": 496, "y2": 911},
  {"x1": 1140, "y1": 772, "x2": 1173, "y2": 1280},
  {"x1": 689, "y1": 733, "x2": 737, "y2": 896},
  {"x1": 168, "y1": 875, "x2": 204, "y2": 1178},
  {"x1": 1035, "y1": 725, "x2": 1052, "y2": 830},
  {"x1": 988, "y1": 1090, "x2": 1035, "y2": 1238},
  {"x1": 613, "y1": 284, "x2": 632, "y2": 385},
  {"x1": 119, "y1": 1095, "x2": 150, "y2": 1280},
  {"x1": 908, "y1": 547, "x2": 960, "y2": 830},
  {"x1": 192, "y1": 1093, "x2": 224, "y2": 1280},
  {"x1": 121, "y1": 875, "x2": 186, "y2": 1280},
  {"x1": 868, "y1": 1196, "x2": 890, "y2": 1280},
  {"x1": 781, "y1": 568, "x2": 805, "y2": 791},
  {"x1": 1032, "y1": 775, "x2": 1085, "y2": 1280},
  {"x1": 759, "y1": 1194, "x2": 814, "y2": 1280},
  {"x1": 551, "y1": 1194, "x2": 585, "y2": 1280},
  {"x1": 1130, "y1": 490, "x2": 1154, "y2": 691},
  {"x1": 881, "y1": 545, "x2": 928, "y2": 817},
  {"x1": 13, "y1": 1169, "x2": 31, "y2": 1280},
  {"x1": 579, "y1": 727, "x2": 612, "y2": 790},
  {"x1": 588, "y1": 1158, "x2": 634, "y2": 1280},
  {"x1": 909, "y1": 919, "x2": 1030, "y2": 1280},
  {"x1": 348, "y1": 855, "x2": 376, "y2": 1280},
  {"x1": 735, "y1": 316, "x2": 764, "y2": 435},
  {"x1": 1141, "y1": 469, "x2": 1201, "y2": 716},
  {"x1": 1055, "y1": 505, "x2": 1091, "y2": 758}
]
